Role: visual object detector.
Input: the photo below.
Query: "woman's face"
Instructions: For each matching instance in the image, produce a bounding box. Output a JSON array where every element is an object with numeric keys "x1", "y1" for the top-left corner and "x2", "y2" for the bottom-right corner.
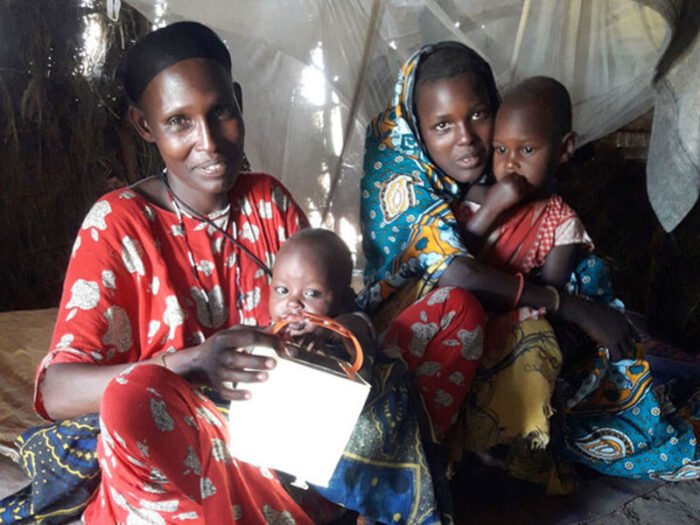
[
  {"x1": 131, "y1": 57, "x2": 244, "y2": 212},
  {"x1": 415, "y1": 73, "x2": 494, "y2": 184}
]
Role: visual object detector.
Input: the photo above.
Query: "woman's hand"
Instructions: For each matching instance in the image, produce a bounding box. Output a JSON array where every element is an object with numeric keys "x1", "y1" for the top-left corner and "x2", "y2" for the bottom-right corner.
[
  {"x1": 559, "y1": 294, "x2": 635, "y2": 361},
  {"x1": 191, "y1": 326, "x2": 281, "y2": 400}
]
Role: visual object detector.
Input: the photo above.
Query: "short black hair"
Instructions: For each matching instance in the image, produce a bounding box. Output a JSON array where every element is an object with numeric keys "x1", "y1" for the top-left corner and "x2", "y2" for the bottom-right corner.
[
  {"x1": 123, "y1": 21, "x2": 231, "y2": 104},
  {"x1": 282, "y1": 228, "x2": 353, "y2": 292},
  {"x1": 414, "y1": 42, "x2": 500, "y2": 113},
  {"x1": 504, "y1": 76, "x2": 573, "y2": 138}
]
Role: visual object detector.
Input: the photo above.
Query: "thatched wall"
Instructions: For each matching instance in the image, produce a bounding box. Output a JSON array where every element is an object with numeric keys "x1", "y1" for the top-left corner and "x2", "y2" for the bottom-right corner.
[
  {"x1": 0, "y1": 1, "x2": 697, "y2": 352},
  {"x1": 0, "y1": 0, "x2": 159, "y2": 310}
]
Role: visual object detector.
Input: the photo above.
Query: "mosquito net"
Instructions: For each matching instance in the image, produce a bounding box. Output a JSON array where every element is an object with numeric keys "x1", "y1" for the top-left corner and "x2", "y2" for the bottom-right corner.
[{"x1": 122, "y1": 0, "x2": 699, "y2": 258}]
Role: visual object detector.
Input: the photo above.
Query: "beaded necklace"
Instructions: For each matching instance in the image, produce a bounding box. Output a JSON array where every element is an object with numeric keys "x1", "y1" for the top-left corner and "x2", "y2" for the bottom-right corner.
[{"x1": 160, "y1": 171, "x2": 272, "y2": 326}]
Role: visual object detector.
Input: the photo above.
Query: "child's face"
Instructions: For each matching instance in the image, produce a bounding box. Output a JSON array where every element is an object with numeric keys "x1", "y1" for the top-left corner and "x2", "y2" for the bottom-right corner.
[
  {"x1": 269, "y1": 243, "x2": 343, "y2": 337},
  {"x1": 492, "y1": 102, "x2": 563, "y2": 190},
  {"x1": 415, "y1": 73, "x2": 494, "y2": 184}
]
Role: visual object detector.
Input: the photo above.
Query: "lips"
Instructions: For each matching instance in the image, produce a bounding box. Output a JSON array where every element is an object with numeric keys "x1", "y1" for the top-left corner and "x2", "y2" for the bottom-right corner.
[
  {"x1": 193, "y1": 158, "x2": 228, "y2": 176},
  {"x1": 455, "y1": 150, "x2": 482, "y2": 169},
  {"x1": 287, "y1": 320, "x2": 307, "y2": 331},
  {"x1": 192, "y1": 154, "x2": 241, "y2": 178}
]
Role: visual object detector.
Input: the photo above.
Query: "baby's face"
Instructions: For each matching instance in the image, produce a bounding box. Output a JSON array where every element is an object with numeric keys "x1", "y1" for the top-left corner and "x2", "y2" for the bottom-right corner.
[
  {"x1": 268, "y1": 244, "x2": 342, "y2": 337},
  {"x1": 492, "y1": 102, "x2": 562, "y2": 190}
]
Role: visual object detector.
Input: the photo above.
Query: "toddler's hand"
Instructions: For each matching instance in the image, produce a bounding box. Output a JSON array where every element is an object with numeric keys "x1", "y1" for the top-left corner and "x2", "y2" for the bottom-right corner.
[{"x1": 482, "y1": 173, "x2": 533, "y2": 215}]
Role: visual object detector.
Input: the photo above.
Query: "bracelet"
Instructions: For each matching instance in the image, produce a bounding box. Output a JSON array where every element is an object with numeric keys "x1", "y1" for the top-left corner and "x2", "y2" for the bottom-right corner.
[
  {"x1": 156, "y1": 352, "x2": 169, "y2": 370},
  {"x1": 545, "y1": 285, "x2": 560, "y2": 315},
  {"x1": 512, "y1": 272, "x2": 524, "y2": 308}
]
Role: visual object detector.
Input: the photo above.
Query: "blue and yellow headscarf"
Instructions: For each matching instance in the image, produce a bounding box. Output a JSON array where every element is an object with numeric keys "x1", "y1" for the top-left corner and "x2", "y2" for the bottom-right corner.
[{"x1": 358, "y1": 42, "x2": 497, "y2": 328}]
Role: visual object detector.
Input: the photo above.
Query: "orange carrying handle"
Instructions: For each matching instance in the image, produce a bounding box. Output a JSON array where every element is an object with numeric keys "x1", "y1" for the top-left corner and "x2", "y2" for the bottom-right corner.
[{"x1": 269, "y1": 312, "x2": 364, "y2": 375}]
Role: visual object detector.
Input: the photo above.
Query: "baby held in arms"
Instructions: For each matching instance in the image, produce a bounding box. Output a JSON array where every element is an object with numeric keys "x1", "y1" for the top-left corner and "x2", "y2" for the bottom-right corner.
[{"x1": 267, "y1": 228, "x2": 375, "y2": 372}]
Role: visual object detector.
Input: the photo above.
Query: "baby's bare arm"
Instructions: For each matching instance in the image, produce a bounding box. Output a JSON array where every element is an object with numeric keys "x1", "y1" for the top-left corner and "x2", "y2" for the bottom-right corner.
[
  {"x1": 464, "y1": 184, "x2": 487, "y2": 204},
  {"x1": 333, "y1": 312, "x2": 376, "y2": 379}
]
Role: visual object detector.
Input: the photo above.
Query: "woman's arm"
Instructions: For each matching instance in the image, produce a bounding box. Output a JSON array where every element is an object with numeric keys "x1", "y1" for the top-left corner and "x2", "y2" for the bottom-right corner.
[
  {"x1": 41, "y1": 360, "x2": 162, "y2": 420},
  {"x1": 41, "y1": 327, "x2": 283, "y2": 420},
  {"x1": 438, "y1": 255, "x2": 633, "y2": 356}
]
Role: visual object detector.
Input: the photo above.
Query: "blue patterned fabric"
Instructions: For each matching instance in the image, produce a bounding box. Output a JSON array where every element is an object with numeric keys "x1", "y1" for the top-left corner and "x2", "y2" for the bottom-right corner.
[
  {"x1": 567, "y1": 254, "x2": 624, "y2": 310},
  {"x1": 0, "y1": 414, "x2": 100, "y2": 524},
  {"x1": 556, "y1": 254, "x2": 700, "y2": 481},
  {"x1": 563, "y1": 347, "x2": 700, "y2": 481},
  {"x1": 314, "y1": 353, "x2": 452, "y2": 524}
]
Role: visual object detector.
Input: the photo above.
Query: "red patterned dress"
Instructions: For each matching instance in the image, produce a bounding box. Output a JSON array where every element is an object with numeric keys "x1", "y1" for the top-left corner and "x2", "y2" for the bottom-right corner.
[
  {"x1": 454, "y1": 193, "x2": 593, "y2": 277},
  {"x1": 34, "y1": 173, "x2": 314, "y2": 524}
]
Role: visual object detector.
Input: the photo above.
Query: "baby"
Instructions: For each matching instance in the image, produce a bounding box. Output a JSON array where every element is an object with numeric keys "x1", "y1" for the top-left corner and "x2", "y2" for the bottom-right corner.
[{"x1": 267, "y1": 227, "x2": 375, "y2": 371}]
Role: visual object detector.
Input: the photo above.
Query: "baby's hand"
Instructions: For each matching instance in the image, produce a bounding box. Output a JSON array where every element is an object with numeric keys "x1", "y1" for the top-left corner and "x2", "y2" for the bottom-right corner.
[{"x1": 481, "y1": 173, "x2": 533, "y2": 215}]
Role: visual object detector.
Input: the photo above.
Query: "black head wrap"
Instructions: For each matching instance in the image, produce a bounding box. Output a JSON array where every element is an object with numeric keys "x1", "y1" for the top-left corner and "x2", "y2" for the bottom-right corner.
[{"x1": 123, "y1": 21, "x2": 232, "y2": 104}]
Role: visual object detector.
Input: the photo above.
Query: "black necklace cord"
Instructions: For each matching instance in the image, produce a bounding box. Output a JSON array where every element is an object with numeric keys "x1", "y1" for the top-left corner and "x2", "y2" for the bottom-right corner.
[{"x1": 159, "y1": 172, "x2": 273, "y2": 277}]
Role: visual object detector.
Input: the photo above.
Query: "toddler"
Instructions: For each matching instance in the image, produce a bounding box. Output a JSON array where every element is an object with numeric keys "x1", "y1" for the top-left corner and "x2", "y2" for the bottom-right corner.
[
  {"x1": 454, "y1": 76, "x2": 625, "y2": 357},
  {"x1": 266, "y1": 228, "x2": 458, "y2": 525}
]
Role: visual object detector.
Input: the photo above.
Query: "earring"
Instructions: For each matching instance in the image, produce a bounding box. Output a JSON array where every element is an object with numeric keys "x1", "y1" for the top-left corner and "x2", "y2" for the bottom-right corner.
[{"x1": 241, "y1": 152, "x2": 251, "y2": 173}]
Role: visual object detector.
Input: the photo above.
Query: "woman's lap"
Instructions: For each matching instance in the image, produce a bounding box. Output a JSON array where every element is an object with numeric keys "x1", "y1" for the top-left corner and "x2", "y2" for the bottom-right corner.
[
  {"x1": 85, "y1": 364, "x2": 312, "y2": 524},
  {"x1": 562, "y1": 348, "x2": 700, "y2": 481},
  {"x1": 383, "y1": 286, "x2": 485, "y2": 439}
]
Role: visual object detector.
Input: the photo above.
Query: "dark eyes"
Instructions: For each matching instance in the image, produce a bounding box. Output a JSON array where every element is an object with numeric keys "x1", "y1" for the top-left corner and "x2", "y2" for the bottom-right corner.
[
  {"x1": 432, "y1": 109, "x2": 489, "y2": 132},
  {"x1": 212, "y1": 104, "x2": 237, "y2": 120},
  {"x1": 166, "y1": 115, "x2": 188, "y2": 128},
  {"x1": 273, "y1": 286, "x2": 322, "y2": 299},
  {"x1": 165, "y1": 104, "x2": 237, "y2": 130},
  {"x1": 494, "y1": 146, "x2": 536, "y2": 155}
]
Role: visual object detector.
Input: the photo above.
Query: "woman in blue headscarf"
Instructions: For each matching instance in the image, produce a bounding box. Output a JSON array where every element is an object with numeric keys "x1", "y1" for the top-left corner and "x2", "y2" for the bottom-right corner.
[{"x1": 358, "y1": 42, "x2": 700, "y2": 489}]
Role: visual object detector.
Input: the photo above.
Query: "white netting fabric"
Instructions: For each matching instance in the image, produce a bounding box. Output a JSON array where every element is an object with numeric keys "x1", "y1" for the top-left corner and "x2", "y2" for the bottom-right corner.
[{"x1": 124, "y1": 0, "x2": 696, "y2": 254}]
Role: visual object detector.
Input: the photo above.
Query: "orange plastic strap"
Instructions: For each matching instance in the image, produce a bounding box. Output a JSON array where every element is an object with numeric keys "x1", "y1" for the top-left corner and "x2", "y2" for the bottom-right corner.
[{"x1": 270, "y1": 312, "x2": 364, "y2": 375}]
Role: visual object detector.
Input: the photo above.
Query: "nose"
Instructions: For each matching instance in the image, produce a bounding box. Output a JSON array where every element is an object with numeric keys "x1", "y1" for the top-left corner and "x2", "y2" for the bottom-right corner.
[
  {"x1": 285, "y1": 293, "x2": 304, "y2": 314},
  {"x1": 456, "y1": 121, "x2": 475, "y2": 146},
  {"x1": 506, "y1": 150, "x2": 520, "y2": 170},
  {"x1": 194, "y1": 118, "x2": 217, "y2": 153}
]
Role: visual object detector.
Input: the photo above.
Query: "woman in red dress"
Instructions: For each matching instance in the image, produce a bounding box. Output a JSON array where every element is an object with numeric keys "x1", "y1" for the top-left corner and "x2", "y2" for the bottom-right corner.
[{"x1": 36, "y1": 21, "x2": 314, "y2": 524}]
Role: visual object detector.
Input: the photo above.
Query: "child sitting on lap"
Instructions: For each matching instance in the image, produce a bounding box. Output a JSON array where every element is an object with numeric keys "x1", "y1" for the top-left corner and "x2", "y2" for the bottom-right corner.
[
  {"x1": 452, "y1": 77, "x2": 700, "y2": 484},
  {"x1": 267, "y1": 227, "x2": 376, "y2": 372},
  {"x1": 265, "y1": 228, "x2": 457, "y2": 525},
  {"x1": 455, "y1": 76, "x2": 625, "y2": 359}
]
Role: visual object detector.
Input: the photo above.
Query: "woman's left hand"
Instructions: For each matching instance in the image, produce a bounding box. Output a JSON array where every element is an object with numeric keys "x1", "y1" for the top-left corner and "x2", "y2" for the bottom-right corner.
[{"x1": 560, "y1": 295, "x2": 635, "y2": 361}]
